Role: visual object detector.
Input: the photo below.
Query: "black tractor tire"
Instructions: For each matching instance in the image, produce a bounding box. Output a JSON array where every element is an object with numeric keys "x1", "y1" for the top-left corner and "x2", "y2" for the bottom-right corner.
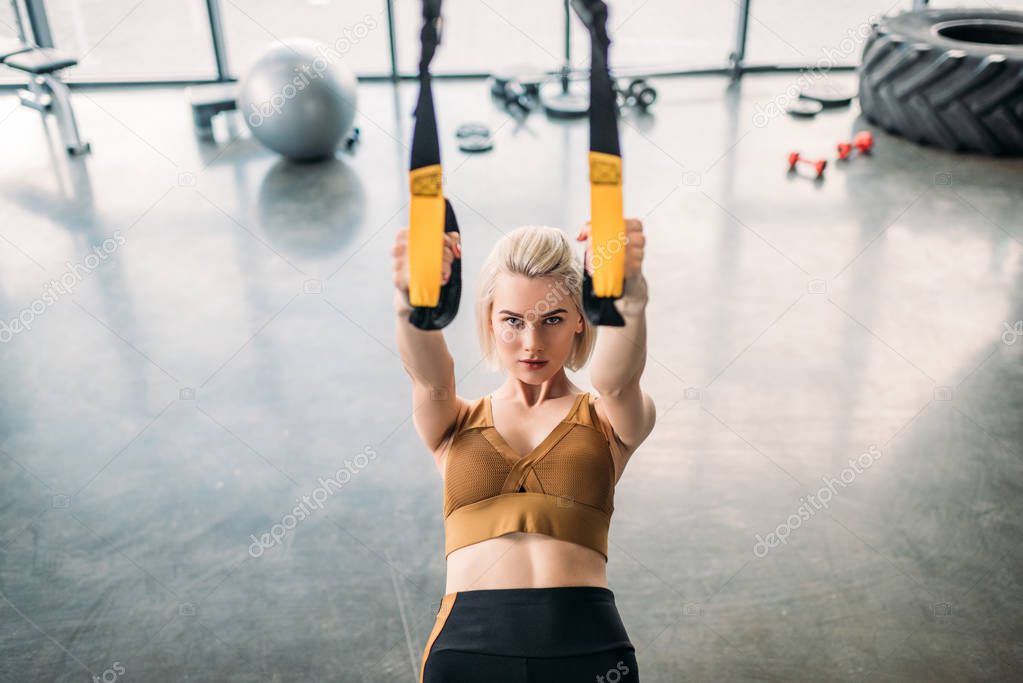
[{"x1": 858, "y1": 9, "x2": 1023, "y2": 156}]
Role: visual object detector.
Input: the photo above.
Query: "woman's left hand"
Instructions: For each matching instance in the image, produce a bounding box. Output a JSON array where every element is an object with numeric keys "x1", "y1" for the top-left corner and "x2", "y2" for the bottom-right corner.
[{"x1": 576, "y1": 218, "x2": 646, "y2": 281}]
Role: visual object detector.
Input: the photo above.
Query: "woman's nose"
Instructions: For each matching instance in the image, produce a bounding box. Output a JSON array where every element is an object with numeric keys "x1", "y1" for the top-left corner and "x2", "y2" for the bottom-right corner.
[{"x1": 523, "y1": 325, "x2": 542, "y2": 351}]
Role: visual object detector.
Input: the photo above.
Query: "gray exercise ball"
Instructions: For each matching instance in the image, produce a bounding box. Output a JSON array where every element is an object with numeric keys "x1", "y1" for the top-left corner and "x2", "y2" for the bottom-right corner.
[{"x1": 238, "y1": 37, "x2": 358, "y2": 162}]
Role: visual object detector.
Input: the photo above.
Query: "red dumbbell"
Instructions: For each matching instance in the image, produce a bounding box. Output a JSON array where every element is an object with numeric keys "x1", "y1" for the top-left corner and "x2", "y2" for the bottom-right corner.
[
  {"x1": 837, "y1": 130, "x2": 874, "y2": 160},
  {"x1": 787, "y1": 152, "x2": 826, "y2": 179}
]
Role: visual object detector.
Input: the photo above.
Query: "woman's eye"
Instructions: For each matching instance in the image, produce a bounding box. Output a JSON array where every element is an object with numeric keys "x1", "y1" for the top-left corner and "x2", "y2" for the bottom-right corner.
[{"x1": 501, "y1": 316, "x2": 560, "y2": 329}]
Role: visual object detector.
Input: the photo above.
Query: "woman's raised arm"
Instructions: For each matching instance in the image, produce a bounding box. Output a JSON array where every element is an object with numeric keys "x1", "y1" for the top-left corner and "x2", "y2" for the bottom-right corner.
[
  {"x1": 583, "y1": 219, "x2": 656, "y2": 457},
  {"x1": 393, "y1": 227, "x2": 466, "y2": 462}
]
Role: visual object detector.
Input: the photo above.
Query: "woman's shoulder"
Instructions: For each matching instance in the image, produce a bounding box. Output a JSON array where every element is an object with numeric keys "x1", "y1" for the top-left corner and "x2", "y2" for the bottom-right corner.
[
  {"x1": 452, "y1": 394, "x2": 489, "y2": 434},
  {"x1": 588, "y1": 393, "x2": 630, "y2": 456},
  {"x1": 433, "y1": 395, "x2": 489, "y2": 475}
]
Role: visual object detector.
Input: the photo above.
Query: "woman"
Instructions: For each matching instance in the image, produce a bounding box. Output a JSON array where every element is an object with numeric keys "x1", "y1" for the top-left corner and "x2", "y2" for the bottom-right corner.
[{"x1": 392, "y1": 219, "x2": 655, "y2": 682}]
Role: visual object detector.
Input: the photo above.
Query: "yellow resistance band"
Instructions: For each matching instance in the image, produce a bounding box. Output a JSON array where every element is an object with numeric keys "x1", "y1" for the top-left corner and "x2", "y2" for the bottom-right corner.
[
  {"x1": 588, "y1": 150, "x2": 625, "y2": 298},
  {"x1": 408, "y1": 163, "x2": 446, "y2": 308}
]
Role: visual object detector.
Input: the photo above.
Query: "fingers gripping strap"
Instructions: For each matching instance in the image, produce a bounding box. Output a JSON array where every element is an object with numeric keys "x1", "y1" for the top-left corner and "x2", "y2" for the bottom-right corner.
[{"x1": 408, "y1": 165, "x2": 445, "y2": 307}]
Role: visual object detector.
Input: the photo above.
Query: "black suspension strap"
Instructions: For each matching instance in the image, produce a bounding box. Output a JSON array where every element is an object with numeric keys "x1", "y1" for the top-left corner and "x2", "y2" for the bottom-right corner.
[
  {"x1": 407, "y1": 0, "x2": 462, "y2": 330},
  {"x1": 572, "y1": 0, "x2": 626, "y2": 327}
]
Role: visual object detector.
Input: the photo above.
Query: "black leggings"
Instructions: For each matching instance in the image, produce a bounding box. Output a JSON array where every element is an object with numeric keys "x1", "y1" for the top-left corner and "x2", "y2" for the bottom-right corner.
[
  {"x1": 424, "y1": 646, "x2": 639, "y2": 683},
  {"x1": 420, "y1": 586, "x2": 639, "y2": 683}
]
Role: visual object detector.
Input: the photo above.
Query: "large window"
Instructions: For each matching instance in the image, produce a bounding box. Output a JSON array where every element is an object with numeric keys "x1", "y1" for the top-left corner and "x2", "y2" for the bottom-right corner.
[
  {"x1": 746, "y1": 0, "x2": 1023, "y2": 68},
  {"x1": 394, "y1": 0, "x2": 738, "y2": 77},
  {"x1": 222, "y1": 0, "x2": 391, "y2": 79},
  {"x1": 394, "y1": 0, "x2": 565, "y2": 76},
  {"x1": 745, "y1": 1, "x2": 896, "y2": 67},
  {"x1": 17, "y1": 0, "x2": 1023, "y2": 85},
  {"x1": 44, "y1": 0, "x2": 217, "y2": 79},
  {"x1": 1, "y1": 3, "x2": 19, "y2": 38},
  {"x1": 930, "y1": 0, "x2": 1023, "y2": 7},
  {"x1": 1, "y1": 2, "x2": 26, "y2": 84},
  {"x1": 587, "y1": 0, "x2": 737, "y2": 71}
]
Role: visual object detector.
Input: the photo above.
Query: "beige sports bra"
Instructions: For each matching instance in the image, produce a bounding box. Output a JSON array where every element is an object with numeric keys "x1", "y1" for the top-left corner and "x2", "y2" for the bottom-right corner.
[{"x1": 441, "y1": 392, "x2": 623, "y2": 560}]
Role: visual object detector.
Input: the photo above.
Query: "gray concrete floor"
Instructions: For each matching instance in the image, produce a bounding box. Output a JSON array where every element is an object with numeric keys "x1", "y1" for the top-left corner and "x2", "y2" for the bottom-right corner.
[{"x1": 1, "y1": 73, "x2": 1022, "y2": 682}]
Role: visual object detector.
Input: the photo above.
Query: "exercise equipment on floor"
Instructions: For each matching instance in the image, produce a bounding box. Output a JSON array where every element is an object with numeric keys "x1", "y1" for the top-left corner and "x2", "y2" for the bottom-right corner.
[
  {"x1": 784, "y1": 82, "x2": 854, "y2": 120},
  {"x1": 186, "y1": 82, "x2": 361, "y2": 153},
  {"x1": 539, "y1": 1, "x2": 590, "y2": 119},
  {"x1": 786, "y1": 152, "x2": 826, "y2": 179},
  {"x1": 237, "y1": 38, "x2": 359, "y2": 162},
  {"x1": 785, "y1": 99, "x2": 823, "y2": 118},
  {"x1": 837, "y1": 131, "x2": 873, "y2": 160},
  {"x1": 489, "y1": 65, "x2": 545, "y2": 118},
  {"x1": 187, "y1": 83, "x2": 240, "y2": 142},
  {"x1": 186, "y1": 39, "x2": 361, "y2": 161},
  {"x1": 799, "y1": 82, "x2": 855, "y2": 109},
  {"x1": 0, "y1": 37, "x2": 90, "y2": 155},
  {"x1": 859, "y1": 8, "x2": 1023, "y2": 156},
  {"x1": 787, "y1": 129, "x2": 876, "y2": 180},
  {"x1": 539, "y1": 74, "x2": 589, "y2": 119},
  {"x1": 615, "y1": 78, "x2": 656, "y2": 110},
  {"x1": 541, "y1": 68, "x2": 658, "y2": 119},
  {"x1": 456, "y1": 121, "x2": 493, "y2": 153},
  {"x1": 540, "y1": 1, "x2": 656, "y2": 121}
]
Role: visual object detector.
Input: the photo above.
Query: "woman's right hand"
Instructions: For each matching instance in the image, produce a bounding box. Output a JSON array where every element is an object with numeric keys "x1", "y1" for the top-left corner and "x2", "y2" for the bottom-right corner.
[{"x1": 392, "y1": 228, "x2": 462, "y2": 299}]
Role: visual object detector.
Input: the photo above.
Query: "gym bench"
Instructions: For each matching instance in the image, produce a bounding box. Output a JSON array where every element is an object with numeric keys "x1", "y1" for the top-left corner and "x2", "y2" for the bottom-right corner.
[{"x1": 0, "y1": 37, "x2": 91, "y2": 155}]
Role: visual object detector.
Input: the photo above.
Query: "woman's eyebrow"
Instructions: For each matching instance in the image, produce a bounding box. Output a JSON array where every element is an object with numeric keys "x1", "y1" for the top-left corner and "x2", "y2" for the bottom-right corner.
[{"x1": 497, "y1": 308, "x2": 568, "y2": 316}]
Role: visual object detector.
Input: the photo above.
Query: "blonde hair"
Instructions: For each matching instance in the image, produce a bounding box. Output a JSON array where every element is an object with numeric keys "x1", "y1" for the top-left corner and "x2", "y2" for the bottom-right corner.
[{"x1": 475, "y1": 224, "x2": 596, "y2": 372}]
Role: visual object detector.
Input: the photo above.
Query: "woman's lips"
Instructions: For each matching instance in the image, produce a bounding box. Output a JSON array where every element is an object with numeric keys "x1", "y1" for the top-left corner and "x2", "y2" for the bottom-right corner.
[{"x1": 519, "y1": 360, "x2": 548, "y2": 369}]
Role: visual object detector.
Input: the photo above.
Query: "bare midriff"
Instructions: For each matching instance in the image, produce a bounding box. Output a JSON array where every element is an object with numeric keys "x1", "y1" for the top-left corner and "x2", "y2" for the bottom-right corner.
[{"x1": 444, "y1": 532, "x2": 608, "y2": 594}]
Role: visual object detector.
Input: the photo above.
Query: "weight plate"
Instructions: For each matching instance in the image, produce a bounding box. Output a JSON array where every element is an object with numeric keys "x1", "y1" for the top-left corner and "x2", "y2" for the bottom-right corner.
[
  {"x1": 539, "y1": 79, "x2": 589, "y2": 118},
  {"x1": 799, "y1": 82, "x2": 855, "y2": 107},
  {"x1": 458, "y1": 135, "x2": 493, "y2": 153},
  {"x1": 626, "y1": 79, "x2": 647, "y2": 97},
  {"x1": 490, "y1": 64, "x2": 548, "y2": 97},
  {"x1": 456, "y1": 122, "x2": 491, "y2": 138},
  {"x1": 786, "y1": 99, "x2": 823, "y2": 117}
]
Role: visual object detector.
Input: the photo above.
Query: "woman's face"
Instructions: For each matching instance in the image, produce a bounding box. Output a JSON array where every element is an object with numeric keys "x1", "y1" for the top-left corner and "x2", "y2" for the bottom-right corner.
[{"x1": 490, "y1": 273, "x2": 583, "y2": 383}]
